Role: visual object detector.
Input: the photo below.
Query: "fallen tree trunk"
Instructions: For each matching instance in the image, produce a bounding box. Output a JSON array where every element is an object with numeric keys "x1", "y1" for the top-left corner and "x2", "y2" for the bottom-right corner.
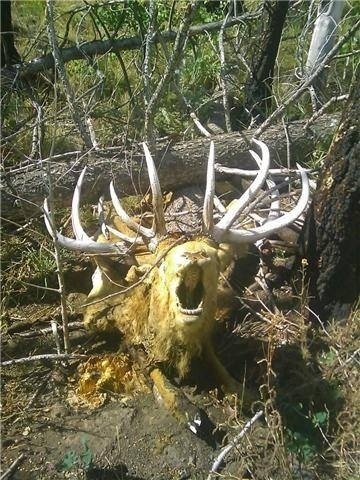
[{"x1": 1, "y1": 113, "x2": 340, "y2": 221}]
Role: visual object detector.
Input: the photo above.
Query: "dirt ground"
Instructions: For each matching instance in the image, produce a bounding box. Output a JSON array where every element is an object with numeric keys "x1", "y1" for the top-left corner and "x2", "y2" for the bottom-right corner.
[
  {"x1": 2, "y1": 258, "x2": 359, "y2": 480},
  {"x1": 1, "y1": 309, "x2": 263, "y2": 480}
]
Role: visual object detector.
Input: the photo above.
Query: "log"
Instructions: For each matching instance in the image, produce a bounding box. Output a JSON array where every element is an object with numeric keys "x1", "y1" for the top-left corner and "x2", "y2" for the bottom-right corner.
[{"x1": 1, "y1": 113, "x2": 340, "y2": 221}]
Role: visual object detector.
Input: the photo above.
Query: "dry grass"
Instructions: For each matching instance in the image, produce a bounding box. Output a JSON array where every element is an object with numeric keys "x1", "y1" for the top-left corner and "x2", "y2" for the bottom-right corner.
[{"x1": 216, "y1": 301, "x2": 360, "y2": 480}]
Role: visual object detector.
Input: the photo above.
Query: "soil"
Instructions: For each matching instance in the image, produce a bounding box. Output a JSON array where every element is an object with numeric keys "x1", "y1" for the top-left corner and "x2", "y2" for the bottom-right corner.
[{"x1": 1, "y1": 299, "x2": 262, "y2": 480}]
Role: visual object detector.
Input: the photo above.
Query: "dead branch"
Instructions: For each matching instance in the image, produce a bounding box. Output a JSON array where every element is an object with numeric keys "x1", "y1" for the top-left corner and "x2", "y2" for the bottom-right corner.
[
  {"x1": 254, "y1": 19, "x2": 360, "y2": 137},
  {"x1": 13, "y1": 321, "x2": 84, "y2": 338},
  {"x1": 304, "y1": 94, "x2": 349, "y2": 129},
  {"x1": 145, "y1": 3, "x2": 197, "y2": 140},
  {"x1": 218, "y1": 4, "x2": 233, "y2": 133},
  {"x1": 0, "y1": 453, "x2": 26, "y2": 480},
  {"x1": 2, "y1": 11, "x2": 259, "y2": 81},
  {"x1": 207, "y1": 409, "x2": 264, "y2": 478},
  {"x1": 45, "y1": 0, "x2": 93, "y2": 149},
  {"x1": 1, "y1": 353, "x2": 87, "y2": 367}
]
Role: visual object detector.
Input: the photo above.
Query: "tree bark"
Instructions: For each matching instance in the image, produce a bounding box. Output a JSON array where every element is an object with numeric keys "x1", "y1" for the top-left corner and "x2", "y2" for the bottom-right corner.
[
  {"x1": 243, "y1": 0, "x2": 290, "y2": 126},
  {"x1": 307, "y1": 79, "x2": 360, "y2": 321},
  {"x1": 1, "y1": 113, "x2": 339, "y2": 221},
  {"x1": 1, "y1": 0, "x2": 21, "y2": 67}
]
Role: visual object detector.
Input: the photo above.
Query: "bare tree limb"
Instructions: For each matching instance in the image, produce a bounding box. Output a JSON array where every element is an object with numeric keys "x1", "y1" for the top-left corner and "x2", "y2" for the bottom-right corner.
[
  {"x1": 45, "y1": 0, "x2": 93, "y2": 149},
  {"x1": 304, "y1": 94, "x2": 349, "y2": 129},
  {"x1": 145, "y1": 3, "x2": 197, "y2": 139},
  {"x1": 143, "y1": 0, "x2": 157, "y2": 141},
  {"x1": 218, "y1": 3, "x2": 233, "y2": 133},
  {"x1": 207, "y1": 410, "x2": 264, "y2": 478},
  {"x1": 1, "y1": 353, "x2": 87, "y2": 367},
  {"x1": 254, "y1": 18, "x2": 360, "y2": 137},
  {"x1": 0, "y1": 453, "x2": 25, "y2": 480},
  {"x1": 4, "y1": 12, "x2": 259, "y2": 79}
]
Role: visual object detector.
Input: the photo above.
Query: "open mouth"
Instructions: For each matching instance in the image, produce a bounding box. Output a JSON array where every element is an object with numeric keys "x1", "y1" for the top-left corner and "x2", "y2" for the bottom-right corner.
[{"x1": 176, "y1": 275, "x2": 204, "y2": 318}]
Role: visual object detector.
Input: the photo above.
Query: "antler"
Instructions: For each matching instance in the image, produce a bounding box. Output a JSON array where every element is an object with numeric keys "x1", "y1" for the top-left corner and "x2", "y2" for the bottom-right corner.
[
  {"x1": 44, "y1": 143, "x2": 168, "y2": 255},
  {"x1": 44, "y1": 140, "x2": 309, "y2": 254},
  {"x1": 109, "y1": 143, "x2": 167, "y2": 250},
  {"x1": 202, "y1": 139, "x2": 310, "y2": 244}
]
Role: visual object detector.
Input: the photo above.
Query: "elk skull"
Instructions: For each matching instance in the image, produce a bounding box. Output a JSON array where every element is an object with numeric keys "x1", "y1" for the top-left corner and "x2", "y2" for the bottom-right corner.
[{"x1": 44, "y1": 139, "x2": 309, "y2": 389}]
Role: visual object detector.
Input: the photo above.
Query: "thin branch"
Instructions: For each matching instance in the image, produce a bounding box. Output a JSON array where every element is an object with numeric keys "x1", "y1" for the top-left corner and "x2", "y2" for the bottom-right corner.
[
  {"x1": 254, "y1": 19, "x2": 360, "y2": 137},
  {"x1": 334, "y1": 48, "x2": 360, "y2": 59},
  {"x1": 13, "y1": 321, "x2": 85, "y2": 338},
  {"x1": 43, "y1": 204, "x2": 72, "y2": 354},
  {"x1": 29, "y1": 99, "x2": 43, "y2": 160},
  {"x1": 9, "y1": 12, "x2": 260, "y2": 78},
  {"x1": 45, "y1": 0, "x2": 93, "y2": 149},
  {"x1": 207, "y1": 410, "x2": 264, "y2": 478},
  {"x1": 0, "y1": 454, "x2": 26, "y2": 480},
  {"x1": 42, "y1": 77, "x2": 72, "y2": 354},
  {"x1": 218, "y1": 2, "x2": 233, "y2": 133},
  {"x1": 304, "y1": 93, "x2": 349, "y2": 129},
  {"x1": 190, "y1": 112, "x2": 211, "y2": 137},
  {"x1": 1, "y1": 353, "x2": 87, "y2": 367},
  {"x1": 143, "y1": 0, "x2": 157, "y2": 141},
  {"x1": 145, "y1": 3, "x2": 197, "y2": 140}
]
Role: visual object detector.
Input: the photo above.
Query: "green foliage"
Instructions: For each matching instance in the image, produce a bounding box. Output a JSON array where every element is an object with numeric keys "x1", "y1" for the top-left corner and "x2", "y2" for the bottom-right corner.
[
  {"x1": 284, "y1": 404, "x2": 329, "y2": 462},
  {"x1": 25, "y1": 246, "x2": 56, "y2": 277},
  {"x1": 285, "y1": 428, "x2": 317, "y2": 462}
]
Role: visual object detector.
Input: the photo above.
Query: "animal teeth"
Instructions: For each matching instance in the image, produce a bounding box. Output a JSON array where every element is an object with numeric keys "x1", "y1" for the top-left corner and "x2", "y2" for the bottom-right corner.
[{"x1": 179, "y1": 307, "x2": 203, "y2": 316}]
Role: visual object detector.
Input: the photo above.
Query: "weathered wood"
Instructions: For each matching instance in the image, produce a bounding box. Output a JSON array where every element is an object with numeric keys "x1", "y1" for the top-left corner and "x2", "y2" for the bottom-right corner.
[
  {"x1": 307, "y1": 79, "x2": 360, "y2": 321},
  {"x1": 1, "y1": 113, "x2": 340, "y2": 220}
]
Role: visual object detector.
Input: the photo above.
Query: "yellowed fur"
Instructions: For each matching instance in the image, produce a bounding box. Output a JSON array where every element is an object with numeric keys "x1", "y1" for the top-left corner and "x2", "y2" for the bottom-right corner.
[{"x1": 84, "y1": 234, "x2": 247, "y2": 389}]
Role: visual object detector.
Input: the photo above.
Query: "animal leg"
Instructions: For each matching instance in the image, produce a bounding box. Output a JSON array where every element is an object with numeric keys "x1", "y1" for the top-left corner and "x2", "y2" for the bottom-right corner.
[{"x1": 150, "y1": 368, "x2": 199, "y2": 424}]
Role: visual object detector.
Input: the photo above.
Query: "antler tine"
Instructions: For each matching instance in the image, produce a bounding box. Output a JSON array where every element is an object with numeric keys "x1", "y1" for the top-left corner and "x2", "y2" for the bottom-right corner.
[
  {"x1": 43, "y1": 198, "x2": 132, "y2": 255},
  {"x1": 215, "y1": 139, "x2": 270, "y2": 231},
  {"x1": 202, "y1": 141, "x2": 215, "y2": 235},
  {"x1": 72, "y1": 167, "x2": 94, "y2": 241},
  {"x1": 98, "y1": 195, "x2": 144, "y2": 245},
  {"x1": 142, "y1": 142, "x2": 167, "y2": 237},
  {"x1": 109, "y1": 181, "x2": 153, "y2": 240},
  {"x1": 213, "y1": 164, "x2": 309, "y2": 244},
  {"x1": 246, "y1": 149, "x2": 280, "y2": 225}
]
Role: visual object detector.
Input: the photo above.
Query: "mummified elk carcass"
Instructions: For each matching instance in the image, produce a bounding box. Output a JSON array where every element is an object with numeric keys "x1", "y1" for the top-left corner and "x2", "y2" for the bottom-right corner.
[{"x1": 44, "y1": 140, "x2": 309, "y2": 393}]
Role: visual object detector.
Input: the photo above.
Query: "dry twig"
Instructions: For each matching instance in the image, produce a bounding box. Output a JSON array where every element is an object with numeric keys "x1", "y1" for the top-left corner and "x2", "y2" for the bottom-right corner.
[
  {"x1": 0, "y1": 453, "x2": 26, "y2": 480},
  {"x1": 1, "y1": 353, "x2": 87, "y2": 367},
  {"x1": 45, "y1": 0, "x2": 92, "y2": 148},
  {"x1": 207, "y1": 410, "x2": 264, "y2": 478},
  {"x1": 254, "y1": 19, "x2": 360, "y2": 137}
]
